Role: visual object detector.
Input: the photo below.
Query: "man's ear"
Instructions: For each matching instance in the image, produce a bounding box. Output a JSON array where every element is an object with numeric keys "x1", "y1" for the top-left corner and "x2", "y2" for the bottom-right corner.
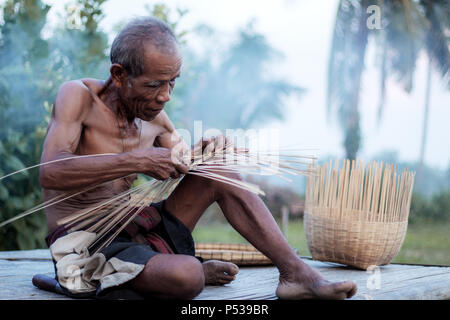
[{"x1": 110, "y1": 64, "x2": 128, "y2": 88}]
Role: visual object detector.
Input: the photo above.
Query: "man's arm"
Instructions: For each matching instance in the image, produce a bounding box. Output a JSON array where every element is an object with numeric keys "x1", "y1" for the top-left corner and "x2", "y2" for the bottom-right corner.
[
  {"x1": 39, "y1": 80, "x2": 142, "y2": 190},
  {"x1": 154, "y1": 111, "x2": 190, "y2": 153},
  {"x1": 40, "y1": 81, "x2": 187, "y2": 191}
]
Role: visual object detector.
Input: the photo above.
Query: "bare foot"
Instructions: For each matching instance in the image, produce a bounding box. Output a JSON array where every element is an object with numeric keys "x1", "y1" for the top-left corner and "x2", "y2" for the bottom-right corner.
[
  {"x1": 202, "y1": 260, "x2": 239, "y2": 285},
  {"x1": 276, "y1": 262, "x2": 357, "y2": 300}
]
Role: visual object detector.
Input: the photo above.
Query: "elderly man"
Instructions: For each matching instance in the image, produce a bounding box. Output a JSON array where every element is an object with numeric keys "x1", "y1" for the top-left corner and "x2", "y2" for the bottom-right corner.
[{"x1": 39, "y1": 16, "x2": 357, "y2": 300}]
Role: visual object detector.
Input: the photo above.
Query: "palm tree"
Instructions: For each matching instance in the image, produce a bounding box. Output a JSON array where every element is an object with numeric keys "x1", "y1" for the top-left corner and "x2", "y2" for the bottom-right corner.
[
  {"x1": 417, "y1": 0, "x2": 449, "y2": 183},
  {"x1": 327, "y1": 0, "x2": 449, "y2": 166}
]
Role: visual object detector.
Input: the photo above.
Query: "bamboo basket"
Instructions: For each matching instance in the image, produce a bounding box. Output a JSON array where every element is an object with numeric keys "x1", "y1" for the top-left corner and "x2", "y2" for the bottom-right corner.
[
  {"x1": 195, "y1": 242, "x2": 273, "y2": 266},
  {"x1": 304, "y1": 159, "x2": 415, "y2": 270}
]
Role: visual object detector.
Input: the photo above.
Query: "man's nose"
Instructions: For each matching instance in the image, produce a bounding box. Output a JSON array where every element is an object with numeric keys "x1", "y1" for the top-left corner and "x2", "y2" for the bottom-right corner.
[{"x1": 156, "y1": 83, "x2": 171, "y2": 103}]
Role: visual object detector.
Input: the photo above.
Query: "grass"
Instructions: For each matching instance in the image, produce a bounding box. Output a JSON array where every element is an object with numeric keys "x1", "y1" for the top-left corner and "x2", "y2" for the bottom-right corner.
[
  {"x1": 192, "y1": 219, "x2": 450, "y2": 266},
  {"x1": 392, "y1": 222, "x2": 450, "y2": 265}
]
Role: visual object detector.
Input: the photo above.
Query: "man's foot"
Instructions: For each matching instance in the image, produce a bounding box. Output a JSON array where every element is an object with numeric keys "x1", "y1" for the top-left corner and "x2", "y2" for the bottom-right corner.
[
  {"x1": 202, "y1": 260, "x2": 239, "y2": 285},
  {"x1": 276, "y1": 262, "x2": 357, "y2": 300}
]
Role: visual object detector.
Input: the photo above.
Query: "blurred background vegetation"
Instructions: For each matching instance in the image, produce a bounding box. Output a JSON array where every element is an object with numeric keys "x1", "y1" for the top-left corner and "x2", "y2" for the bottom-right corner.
[{"x1": 0, "y1": 0, "x2": 448, "y2": 265}]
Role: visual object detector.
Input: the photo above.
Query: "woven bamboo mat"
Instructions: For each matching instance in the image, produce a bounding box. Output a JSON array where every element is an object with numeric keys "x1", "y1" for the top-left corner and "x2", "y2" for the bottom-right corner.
[{"x1": 195, "y1": 242, "x2": 273, "y2": 266}]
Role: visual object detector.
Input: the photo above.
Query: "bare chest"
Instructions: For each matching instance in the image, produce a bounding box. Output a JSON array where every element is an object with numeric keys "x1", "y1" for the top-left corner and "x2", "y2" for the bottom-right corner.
[
  {"x1": 71, "y1": 102, "x2": 161, "y2": 195},
  {"x1": 78, "y1": 102, "x2": 159, "y2": 155}
]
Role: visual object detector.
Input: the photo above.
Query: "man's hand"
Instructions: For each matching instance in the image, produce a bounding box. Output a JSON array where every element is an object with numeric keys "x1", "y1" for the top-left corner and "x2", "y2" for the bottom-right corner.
[
  {"x1": 136, "y1": 147, "x2": 189, "y2": 180},
  {"x1": 192, "y1": 135, "x2": 237, "y2": 164}
]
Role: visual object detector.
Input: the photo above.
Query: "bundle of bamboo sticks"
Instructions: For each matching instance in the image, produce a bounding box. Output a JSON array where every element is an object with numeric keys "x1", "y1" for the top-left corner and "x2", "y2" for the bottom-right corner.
[
  {"x1": 1, "y1": 145, "x2": 316, "y2": 255},
  {"x1": 305, "y1": 158, "x2": 415, "y2": 222}
]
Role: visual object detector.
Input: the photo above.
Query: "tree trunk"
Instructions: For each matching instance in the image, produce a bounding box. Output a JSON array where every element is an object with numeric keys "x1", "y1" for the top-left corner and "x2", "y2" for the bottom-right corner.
[
  {"x1": 417, "y1": 56, "x2": 432, "y2": 185},
  {"x1": 344, "y1": 0, "x2": 369, "y2": 161}
]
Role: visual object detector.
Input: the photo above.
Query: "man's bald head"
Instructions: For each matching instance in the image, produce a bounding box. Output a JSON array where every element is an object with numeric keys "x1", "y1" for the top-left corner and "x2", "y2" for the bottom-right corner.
[{"x1": 110, "y1": 16, "x2": 178, "y2": 78}]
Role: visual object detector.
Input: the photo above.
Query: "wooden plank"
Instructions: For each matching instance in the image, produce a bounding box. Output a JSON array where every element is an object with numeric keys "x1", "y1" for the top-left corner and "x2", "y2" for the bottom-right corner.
[
  {"x1": 0, "y1": 258, "x2": 69, "y2": 300},
  {"x1": 0, "y1": 249, "x2": 51, "y2": 260},
  {"x1": 195, "y1": 264, "x2": 450, "y2": 300},
  {"x1": 296, "y1": 260, "x2": 450, "y2": 300},
  {"x1": 0, "y1": 278, "x2": 71, "y2": 300},
  {"x1": 0, "y1": 259, "x2": 55, "y2": 278},
  {"x1": 0, "y1": 250, "x2": 449, "y2": 300},
  {"x1": 196, "y1": 267, "x2": 279, "y2": 300}
]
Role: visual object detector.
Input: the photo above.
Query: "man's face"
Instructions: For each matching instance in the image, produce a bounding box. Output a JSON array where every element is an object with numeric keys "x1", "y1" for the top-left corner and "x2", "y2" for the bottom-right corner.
[{"x1": 119, "y1": 43, "x2": 182, "y2": 121}]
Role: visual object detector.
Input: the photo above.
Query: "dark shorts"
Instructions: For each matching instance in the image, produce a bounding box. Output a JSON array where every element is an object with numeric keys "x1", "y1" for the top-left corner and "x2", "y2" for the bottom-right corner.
[{"x1": 46, "y1": 200, "x2": 198, "y2": 300}]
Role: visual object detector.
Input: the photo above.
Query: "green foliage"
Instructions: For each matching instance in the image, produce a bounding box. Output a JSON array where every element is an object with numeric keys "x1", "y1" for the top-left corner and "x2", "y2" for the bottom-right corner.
[
  {"x1": 0, "y1": 0, "x2": 53, "y2": 250},
  {"x1": 409, "y1": 190, "x2": 450, "y2": 224},
  {"x1": 51, "y1": 0, "x2": 109, "y2": 79},
  {"x1": 432, "y1": 191, "x2": 450, "y2": 220},
  {"x1": 0, "y1": 0, "x2": 109, "y2": 250}
]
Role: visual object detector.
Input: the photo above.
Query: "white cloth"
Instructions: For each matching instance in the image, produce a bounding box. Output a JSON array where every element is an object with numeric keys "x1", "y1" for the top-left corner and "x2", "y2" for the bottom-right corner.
[{"x1": 50, "y1": 231, "x2": 144, "y2": 294}]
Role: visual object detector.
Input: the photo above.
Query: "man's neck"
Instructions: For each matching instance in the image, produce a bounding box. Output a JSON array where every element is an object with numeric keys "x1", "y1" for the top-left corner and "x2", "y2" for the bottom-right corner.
[{"x1": 100, "y1": 77, "x2": 136, "y2": 126}]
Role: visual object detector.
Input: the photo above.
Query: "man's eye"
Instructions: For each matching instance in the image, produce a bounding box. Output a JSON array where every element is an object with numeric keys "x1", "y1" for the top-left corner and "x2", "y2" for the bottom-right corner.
[{"x1": 169, "y1": 79, "x2": 176, "y2": 85}]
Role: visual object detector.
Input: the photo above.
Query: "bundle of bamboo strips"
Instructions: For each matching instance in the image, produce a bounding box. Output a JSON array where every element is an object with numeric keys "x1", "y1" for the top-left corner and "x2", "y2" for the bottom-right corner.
[
  {"x1": 79, "y1": 147, "x2": 315, "y2": 254},
  {"x1": 304, "y1": 159, "x2": 415, "y2": 270},
  {"x1": 0, "y1": 146, "x2": 316, "y2": 257}
]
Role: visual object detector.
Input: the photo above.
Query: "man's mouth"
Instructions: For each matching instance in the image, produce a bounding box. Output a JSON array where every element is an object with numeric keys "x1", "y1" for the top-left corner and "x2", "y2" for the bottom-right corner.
[
  {"x1": 149, "y1": 104, "x2": 164, "y2": 112},
  {"x1": 139, "y1": 107, "x2": 163, "y2": 120}
]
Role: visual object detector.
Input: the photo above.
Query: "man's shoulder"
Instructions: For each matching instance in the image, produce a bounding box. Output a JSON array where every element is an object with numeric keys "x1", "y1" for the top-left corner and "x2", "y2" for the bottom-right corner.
[
  {"x1": 53, "y1": 79, "x2": 102, "y2": 121},
  {"x1": 56, "y1": 78, "x2": 105, "y2": 100},
  {"x1": 151, "y1": 110, "x2": 174, "y2": 132}
]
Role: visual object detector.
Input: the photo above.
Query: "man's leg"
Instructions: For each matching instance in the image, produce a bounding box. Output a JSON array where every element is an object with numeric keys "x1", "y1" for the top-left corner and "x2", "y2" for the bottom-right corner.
[
  {"x1": 126, "y1": 174, "x2": 240, "y2": 299},
  {"x1": 128, "y1": 253, "x2": 238, "y2": 299},
  {"x1": 128, "y1": 254, "x2": 205, "y2": 299},
  {"x1": 163, "y1": 173, "x2": 357, "y2": 300}
]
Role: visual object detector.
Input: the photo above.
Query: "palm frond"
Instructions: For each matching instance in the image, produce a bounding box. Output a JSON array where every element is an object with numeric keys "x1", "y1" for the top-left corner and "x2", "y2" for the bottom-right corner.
[{"x1": 422, "y1": 0, "x2": 450, "y2": 88}]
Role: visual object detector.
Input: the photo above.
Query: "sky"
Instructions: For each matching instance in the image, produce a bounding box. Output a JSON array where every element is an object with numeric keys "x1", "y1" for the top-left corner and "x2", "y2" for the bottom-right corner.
[{"x1": 43, "y1": 0, "x2": 450, "y2": 169}]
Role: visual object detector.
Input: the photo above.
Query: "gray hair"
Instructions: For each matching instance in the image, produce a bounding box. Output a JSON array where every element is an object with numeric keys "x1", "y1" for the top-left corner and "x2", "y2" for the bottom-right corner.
[{"x1": 110, "y1": 16, "x2": 177, "y2": 77}]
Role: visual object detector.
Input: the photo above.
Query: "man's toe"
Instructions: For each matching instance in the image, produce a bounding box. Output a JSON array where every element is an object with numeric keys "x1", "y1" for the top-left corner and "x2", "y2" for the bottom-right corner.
[
  {"x1": 221, "y1": 262, "x2": 239, "y2": 276},
  {"x1": 332, "y1": 281, "x2": 357, "y2": 299},
  {"x1": 221, "y1": 274, "x2": 236, "y2": 282}
]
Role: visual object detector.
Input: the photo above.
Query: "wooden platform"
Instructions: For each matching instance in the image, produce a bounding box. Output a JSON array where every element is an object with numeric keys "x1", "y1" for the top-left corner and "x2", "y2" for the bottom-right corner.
[{"x1": 1, "y1": 249, "x2": 449, "y2": 300}]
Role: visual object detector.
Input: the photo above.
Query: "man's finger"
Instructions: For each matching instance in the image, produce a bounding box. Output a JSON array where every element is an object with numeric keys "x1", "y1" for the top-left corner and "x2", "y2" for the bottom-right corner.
[
  {"x1": 170, "y1": 170, "x2": 180, "y2": 179},
  {"x1": 225, "y1": 136, "x2": 234, "y2": 154},
  {"x1": 203, "y1": 140, "x2": 215, "y2": 156},
  {"x1": 225, "y1": 136, "x2": 234, "y2": 148},
  {"x1": 201, "y1": 137, "x2": 213, "y2": 149},
  {"x1": 214, "y1": 136, "x2": 226, "y2": 162},
  {"x1": 175, "y1": 162, "x2": 189, "y2": 174},
  {"x1": 215, "y1": 135, "x2": 225, "y2": 150}
]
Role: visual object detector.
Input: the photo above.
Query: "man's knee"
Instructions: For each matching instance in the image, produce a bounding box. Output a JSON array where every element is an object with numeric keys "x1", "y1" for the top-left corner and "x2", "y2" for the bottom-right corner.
[
  {"x1": 131, "y1": 254, "x2": 205, "y2": 299},
  {"x1": 211, "y1": 172, "x2": 244, "y2": 196},
  {"x1": 181, "y1": 171, "x2": 245, "y2": 202},
  {"x1": 171, "y1": 256, "x2": 205, "y2": 299}
]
